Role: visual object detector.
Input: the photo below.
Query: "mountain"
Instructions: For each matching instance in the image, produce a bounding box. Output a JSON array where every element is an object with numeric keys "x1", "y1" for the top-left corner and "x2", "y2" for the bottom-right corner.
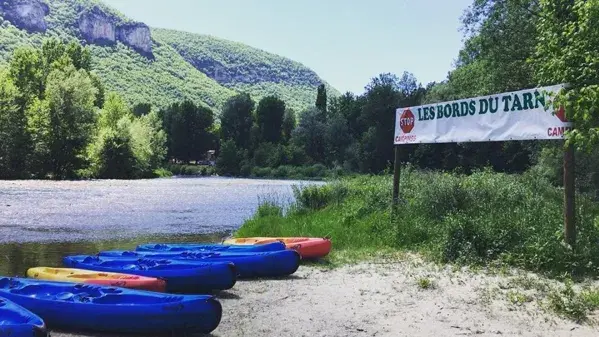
[{"x1": 0, "y1": 0, "x2": 339, "y2": 114}]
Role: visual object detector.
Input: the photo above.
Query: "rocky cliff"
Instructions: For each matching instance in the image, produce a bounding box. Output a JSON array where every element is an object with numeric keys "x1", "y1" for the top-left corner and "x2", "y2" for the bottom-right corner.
[
  {"x1": 77, "y1": 5, "x2": 153, "y2": 57},
  {"x1": 116, "y1": 22, "x2": 153, "y2": 58},
  {"x1": 78, "y1": 6, "x2": 115, "y2": 45},
  {"x1": 0, "y1": 0, "x2": 49, "y2": 33}
]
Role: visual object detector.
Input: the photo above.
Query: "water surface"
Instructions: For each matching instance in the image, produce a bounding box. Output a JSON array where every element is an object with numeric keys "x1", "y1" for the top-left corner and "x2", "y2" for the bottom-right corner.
[{"x1": 0, "y1": 176, "x2": 320, "y2": 276}]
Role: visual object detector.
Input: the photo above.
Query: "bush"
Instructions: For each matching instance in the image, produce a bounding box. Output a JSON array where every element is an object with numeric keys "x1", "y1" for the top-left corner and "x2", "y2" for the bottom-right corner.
[{"x1": 251, "y1": 166, "x2": 273, "y2": 178}]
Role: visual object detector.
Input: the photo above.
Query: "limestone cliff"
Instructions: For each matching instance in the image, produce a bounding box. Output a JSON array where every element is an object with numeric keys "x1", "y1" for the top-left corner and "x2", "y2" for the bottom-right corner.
[
  {"x1": 0, "y1": 0, "x2": 50, "y2": 33},
  {"x1": 116, "y1": 22, "x2": 153, "y2": 58},
  {"x1": 78, "y1": 6, "x2": 116, "y2": 45},
  {"x1": 78, "y1": 6, "x2": 153, "y2": 58}
]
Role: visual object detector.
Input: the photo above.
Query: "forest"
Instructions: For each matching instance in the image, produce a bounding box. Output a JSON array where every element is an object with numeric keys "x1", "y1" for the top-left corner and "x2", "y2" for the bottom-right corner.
[{"x1": 0, "y1": 0, "x2": 597, "y2": 192}]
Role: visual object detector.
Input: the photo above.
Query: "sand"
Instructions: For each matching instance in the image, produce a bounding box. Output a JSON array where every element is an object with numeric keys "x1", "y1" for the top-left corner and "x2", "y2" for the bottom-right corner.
[{"x1": 51, "y1": 254, "x2": 599, "y2": 337}]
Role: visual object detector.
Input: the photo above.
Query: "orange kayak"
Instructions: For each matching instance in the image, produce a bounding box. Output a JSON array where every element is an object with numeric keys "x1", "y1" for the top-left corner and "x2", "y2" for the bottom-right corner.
[
  {"x1": 27, "y1": 267, "x2": 167, "y2": 292},
  {"x1": 223, "y1": 237, "x2": 332, "y2": 259}
]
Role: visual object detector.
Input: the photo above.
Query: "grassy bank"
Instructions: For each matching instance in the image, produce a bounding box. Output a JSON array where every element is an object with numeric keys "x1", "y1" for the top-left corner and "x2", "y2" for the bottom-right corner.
[
  {"x1": 235, "y1": 167, "x2": 599, "y2": 321},
  {"x1": 237, "y1": 166, "x2": 599, "y2": 277}
]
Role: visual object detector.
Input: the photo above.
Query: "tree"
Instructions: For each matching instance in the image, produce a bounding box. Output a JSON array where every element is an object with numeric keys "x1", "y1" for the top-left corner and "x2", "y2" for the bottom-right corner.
[
  {"x1": 359, "y1": 73, "x2": 403, "y2": 173},
  {"x1": 98, "y1": 92, "x2": 132, "y2": 130},
  {"x1": 216, "y1": 139, "x2": 241, "y2": 176},
  {"x1": 324, "y1": 114, "x2": 351, "y2": 166},
  {"x1": 65, "y1": 41, "x2": 92, "y2": 72},
  {"x1": 256, "y1": 95, "x2": 286, "y2": 143},
  {"x1": 316, "y1": 84, "x2": 327, "y2": 114},
  {"x1": 162, "y1": 100, "x2": 215, "y2": 162},
  {"x1": 282, "y1": 108, "x2": 296, "y2": 143},
  {"x1": 220, "y1": 93, "x2": 255, "y2": 150},
  {"x1": 26, "y1": 98, "x2": 52, "y2": 177},
  {"x1": 89, "y1": 72, "x2": 105, "y2": 108},
  {"x1": 129, "y1": 109, "x2": 168, "y2": 173},
  {"x1": 532, "y1": 0, "x2": 599, "y2": 151},
  {"x1": 43, "y1": 64, "x2": 98, "y2": 179},
  {"x1": 8, "y1": 47, "x2": 44, "y2": 104},
  {"x1": 290, "y1": 106, "x2": 327, "y2": 162},
  {"x1": 458, "y1": 0, "x2": 539, "y2": 93},
  {"x1": 94, "y1": 128, "x2": 137, "y2": 179},
  {"x1": 0, "y1": 70, "x2": 30, "y2": 178}
]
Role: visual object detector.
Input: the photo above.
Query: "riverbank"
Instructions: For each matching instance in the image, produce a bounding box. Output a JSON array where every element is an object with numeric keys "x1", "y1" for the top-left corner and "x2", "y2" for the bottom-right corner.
[
  {"x1": 51, "y1": 255, "x2": 599, "y2": 337},
  {"x1": 236, "y1": 169, "x2": 599, "y2": 276},
  {"x1": 166, "y1": 163, "x2": 347, "y2": 181},
  {"x1": 232, "y1": 169, "x2": 599, "y2": 322}
]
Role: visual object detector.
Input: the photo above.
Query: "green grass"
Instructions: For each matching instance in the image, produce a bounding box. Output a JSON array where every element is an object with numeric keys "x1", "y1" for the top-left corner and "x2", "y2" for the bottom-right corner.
[
  {"x1": 546, "y1": 280, "x2": 599, "y2": 323},
  {"x1": 235, "y1": 167, "x2": 599, "y2": 279},
  {"x1": 0, "y1": 0, "x2": 335, "y2": 114},
  {"x1": 417, "y1": 277, "x2": 436, "y2": 290}
]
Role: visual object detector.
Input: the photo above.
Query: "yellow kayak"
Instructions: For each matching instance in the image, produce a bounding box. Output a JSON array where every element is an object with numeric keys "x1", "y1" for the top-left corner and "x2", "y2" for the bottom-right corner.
[
  {"x1": 27, "y1": 267, "x2": 166, "y2": 292},
  {"x1": 224, "y1": 237, "x2": 332, "y2": 259}
]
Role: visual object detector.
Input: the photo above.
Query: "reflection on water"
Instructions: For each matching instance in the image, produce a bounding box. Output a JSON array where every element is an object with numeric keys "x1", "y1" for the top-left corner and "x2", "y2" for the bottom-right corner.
[{"x1": 0, "y1": 232, "x2": 229, "y2": 277}]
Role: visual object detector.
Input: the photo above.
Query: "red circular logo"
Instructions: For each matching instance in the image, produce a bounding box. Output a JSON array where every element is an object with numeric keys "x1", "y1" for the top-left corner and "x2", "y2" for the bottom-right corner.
[{"x1": 399, "y1": 109, "x2": 415, "y2": 133}]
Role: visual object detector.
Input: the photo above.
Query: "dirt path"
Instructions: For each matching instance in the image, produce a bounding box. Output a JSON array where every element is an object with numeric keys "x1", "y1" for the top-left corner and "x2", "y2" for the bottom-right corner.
[{"x1": 51, "y1": 255, "x2": 599, "y2": 337}]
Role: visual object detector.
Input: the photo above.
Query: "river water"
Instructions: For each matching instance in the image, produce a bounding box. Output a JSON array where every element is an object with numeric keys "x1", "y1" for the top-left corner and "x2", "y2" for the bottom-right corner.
[{"x1": 0, "y1": 176, "x2": 320, "y2": 277}]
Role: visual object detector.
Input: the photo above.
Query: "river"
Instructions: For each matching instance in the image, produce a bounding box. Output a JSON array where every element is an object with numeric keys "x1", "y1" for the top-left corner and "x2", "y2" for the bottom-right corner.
[{"x1": 0, "y1": 176, "x2": 321, "y2": 277}]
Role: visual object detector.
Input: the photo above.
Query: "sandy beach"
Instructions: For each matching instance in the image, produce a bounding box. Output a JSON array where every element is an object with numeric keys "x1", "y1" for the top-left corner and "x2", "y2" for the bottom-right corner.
[{"x1": 51, "y1": 254, "x2": 599, "y2": 337}]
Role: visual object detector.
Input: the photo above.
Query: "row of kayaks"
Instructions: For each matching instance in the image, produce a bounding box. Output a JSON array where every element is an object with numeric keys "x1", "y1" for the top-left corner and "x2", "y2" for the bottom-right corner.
[{"x1": 0, "y1": 237, "x2": 331, "y2": 336}]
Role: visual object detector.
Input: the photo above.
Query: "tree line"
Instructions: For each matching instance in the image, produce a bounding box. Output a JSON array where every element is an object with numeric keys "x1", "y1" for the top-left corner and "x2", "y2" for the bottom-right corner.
[
  {"x1": 1, "y1": 0, "x2": 598, "y2": 186},
  {"x1": 0, "y1": 38, "x2": 167, "y2": 180}
]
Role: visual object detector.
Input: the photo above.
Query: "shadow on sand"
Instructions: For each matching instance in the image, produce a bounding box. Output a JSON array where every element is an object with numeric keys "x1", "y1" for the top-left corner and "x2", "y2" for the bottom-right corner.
[
  {"x1": 49, "y1": 329, "x2": 218, "y2": 337},
  {"x1": 214, "y1": 290, "x2": 241, "y2": 300},
  {"x1": 236, "y1": 274, "x2": 306, "y2": 283}
]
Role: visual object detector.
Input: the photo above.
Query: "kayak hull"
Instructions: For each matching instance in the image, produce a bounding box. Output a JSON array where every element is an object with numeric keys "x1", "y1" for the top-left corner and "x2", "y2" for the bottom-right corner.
[
  {"x1": 98, "y1": 249, "x2": 301, "y2": 278},
  {"x1": 135, "y1": 241, "x2": 287, "y2": 253},
  {"x1": 62, "y1": 256, "x2": 237, "y2": 294},
  {"x1": 224, "y1": 237, "x2": 332, "y2": 259},
  {"x1": 26, "y1": 267, "x2": 166, "y2": 292},
  {"x1": 0, "y1": 278, "x2": 221, "y2": 335},
  {"x1": 0, "y1": 296, "x2": 47, "y2": 337}
]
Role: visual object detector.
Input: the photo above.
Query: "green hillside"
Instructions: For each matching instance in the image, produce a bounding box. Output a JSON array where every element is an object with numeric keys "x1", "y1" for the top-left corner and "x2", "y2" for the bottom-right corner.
[
  {"x1": 152, "y1": 28, "x2": 340, "y2": 113},
  {"x1": 0, "y1": 0, "x2": 338, "y2": 114}
]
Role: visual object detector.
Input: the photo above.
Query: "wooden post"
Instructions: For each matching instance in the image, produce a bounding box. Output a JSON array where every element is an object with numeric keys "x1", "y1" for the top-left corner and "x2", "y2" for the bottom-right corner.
[
  {"x1": 393, "y1": 145, "x2": 401, "y2": 204},
  {"x1": 563, "y1": 142, "x2": 576, "y2": 246}
]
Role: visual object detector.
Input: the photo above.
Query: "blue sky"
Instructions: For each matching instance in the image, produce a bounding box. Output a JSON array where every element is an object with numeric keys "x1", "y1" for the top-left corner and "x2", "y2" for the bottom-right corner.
[{"x1": 103, "y1": 0, "x2": 473, "y2": 95}]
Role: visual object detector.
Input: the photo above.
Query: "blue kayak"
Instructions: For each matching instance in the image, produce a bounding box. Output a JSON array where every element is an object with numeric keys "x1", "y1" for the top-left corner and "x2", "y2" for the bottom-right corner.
[
  {"x1": 98, "y1": 249, "x2": 301, "y2": 278},
  {"x1": 62, "y1": 256, "x2": 237, "y2": 294},
  {"x1": 136, "y1": 241, "x2": 287, "y2": 252},
  {"x1": 0, "y1": 296, "x2": 47, "y2": 337},
  {"x1": 0, "y1": 278, "x2": 221, "y2": 335}
]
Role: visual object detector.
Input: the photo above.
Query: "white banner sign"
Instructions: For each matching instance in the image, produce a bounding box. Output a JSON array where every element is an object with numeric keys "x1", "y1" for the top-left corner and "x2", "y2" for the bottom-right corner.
[{"x1": 394, "y1": 84, "x2": 572, "y2": 145}]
